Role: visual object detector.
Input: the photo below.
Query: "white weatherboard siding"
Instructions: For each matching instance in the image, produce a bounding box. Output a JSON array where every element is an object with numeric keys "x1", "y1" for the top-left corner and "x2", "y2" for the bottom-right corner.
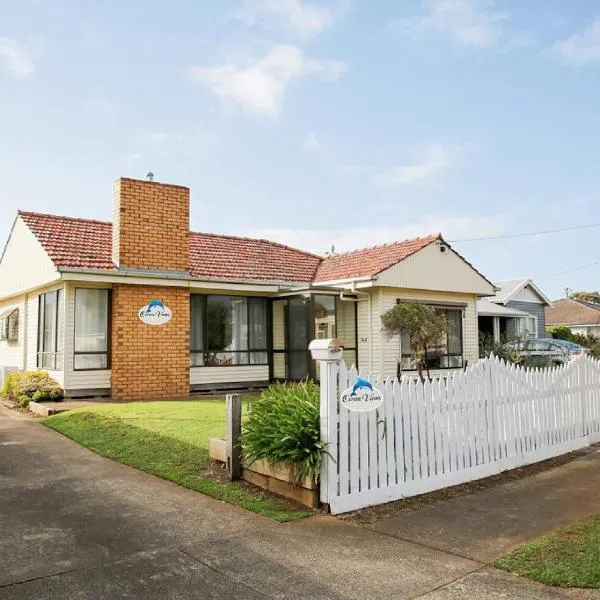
[
  {"x1": 511, "y1": 285, "x2": 544, "y2": 303},
  {"x1": 375, "y1": 288, "x2": 479, "y2": 377},
  {"x1": 190, "y1": 366, "x2": 269, "y2": 385},
  {"x1": 377, "y1": 241, "x2": 494, "y2": 296},
  {"x1": 0, "y1": 297, "x2": 26, "y2": 370},
  {"x1": 356, "y1": 295, "x2": 371, "y2": 372},
  {"x1": 0, "y1": 216, "x2": 59, "y2": 300},
  {"x1": 63, "y1": 282, "x2": 111, "y2": 392}
]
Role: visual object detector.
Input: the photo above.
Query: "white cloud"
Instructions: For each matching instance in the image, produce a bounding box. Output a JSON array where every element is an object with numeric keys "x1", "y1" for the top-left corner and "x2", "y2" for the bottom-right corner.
[
  {"x1": 375, "y1": 144, "x2": 454, "y2": 187},
  {"x1": 188, "y1": 44, "x2": 346, "y2": 117},
  {"x1": 395, "y1": 0, "x2": 510, "y2": 48},
  {"x1": 340, "y1": 144, "x2": 459, "y2": 188},
  {"x1": 0, "y1": 36, "x2": 42, "y2": 78},
  {"x1": 238, "y1": 0, "x2": 346, "y2": 37},
  {"x1": 553, "y1": 17, "x2": 600, "y2": 66},
  {"x1": 241, "y1": 214, "x2": 506, "y2": 254}
]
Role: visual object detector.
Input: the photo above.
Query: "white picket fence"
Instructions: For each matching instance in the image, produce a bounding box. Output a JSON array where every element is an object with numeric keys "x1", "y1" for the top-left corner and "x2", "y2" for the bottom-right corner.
[{"x1": 318, "y1": 354, "x2": 600, "y2": 514}]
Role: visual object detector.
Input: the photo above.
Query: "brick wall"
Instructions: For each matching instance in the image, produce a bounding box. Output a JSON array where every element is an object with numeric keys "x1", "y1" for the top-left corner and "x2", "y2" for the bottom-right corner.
[
  {"x1": 112, "y1": 177, "x2": 190, "y2": 272},
  {"x1": 111, "y1": 284, "x2": 190, "y2": 401}
]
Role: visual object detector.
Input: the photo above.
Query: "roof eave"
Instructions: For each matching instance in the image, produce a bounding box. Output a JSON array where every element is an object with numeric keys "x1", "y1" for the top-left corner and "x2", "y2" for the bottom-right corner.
[{"x1": 57, "y1": 267, "x2": 312, "y2": 289}]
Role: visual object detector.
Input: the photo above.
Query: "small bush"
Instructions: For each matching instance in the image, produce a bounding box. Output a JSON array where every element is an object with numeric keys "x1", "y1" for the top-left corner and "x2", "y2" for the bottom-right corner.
[
  {"x1": 242, "y1": 381, "x2": 325, "y2": 484},
  {"x1": 479, "y1": 333, "x2": 522, "y2": 363},
  {"x1": 0, "y1": 370, "x2": 63, "y2": 407},
  {"x1": 546, "y1": 325, "x2": 574, "y2": 342},
  {"x1": 572, "y1": 333, "x2": 600, "y2": 359}
]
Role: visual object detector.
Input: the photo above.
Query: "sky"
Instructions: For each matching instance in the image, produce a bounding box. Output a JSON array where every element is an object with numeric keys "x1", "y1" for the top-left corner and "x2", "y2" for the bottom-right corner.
[{"x1": 1, "y1": 0, "x2": 600, "y2": 299}]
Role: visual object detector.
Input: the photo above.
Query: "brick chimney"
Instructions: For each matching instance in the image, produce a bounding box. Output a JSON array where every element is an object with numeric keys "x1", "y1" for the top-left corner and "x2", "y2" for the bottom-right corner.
[{"x1": 112, "y1": 177, "x2": 190, "y2": 272}]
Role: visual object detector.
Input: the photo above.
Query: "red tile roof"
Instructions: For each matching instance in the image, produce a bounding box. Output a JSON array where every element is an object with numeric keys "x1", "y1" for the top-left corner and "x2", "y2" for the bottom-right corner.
[
  {"x1": 545, "y1": 298, "x2": 600, "y2": 326},
  {"x1": 313, "y1": 234, "x2": 441, "y2": 282},
  {"x1": 18, "y1": 211, "x2": 321, "y2": 283},
  {"x1": 20, "y1": 211, "x2": 115, "y2": 270},
  {"x1": 17, "y1": 212, "x2": 453, "y2": 285},
  {"x1": 189, "y1": 232, "x2": 321, "y2": 283}
]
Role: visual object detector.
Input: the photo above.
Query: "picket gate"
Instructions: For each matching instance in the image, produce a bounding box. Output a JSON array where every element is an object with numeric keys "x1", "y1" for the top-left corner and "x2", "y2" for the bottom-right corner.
[{"x1": 318, "y1": 354, "x2": 600, "y2": 514}]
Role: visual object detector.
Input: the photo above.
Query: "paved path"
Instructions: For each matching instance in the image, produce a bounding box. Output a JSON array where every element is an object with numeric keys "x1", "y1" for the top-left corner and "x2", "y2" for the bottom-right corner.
[
  {"x1": 0, "y1": 406, "x2": 597, "y2": 599},
  {"x1": 370, "y1": 446, "x2": 600, "y2": 564}
]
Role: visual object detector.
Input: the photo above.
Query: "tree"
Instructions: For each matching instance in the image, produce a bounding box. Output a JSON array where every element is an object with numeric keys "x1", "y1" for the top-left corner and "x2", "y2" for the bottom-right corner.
[
  {"x1": 571, "y1": 291, "x2": 600, "y2": 305},
  {"x1": 381, "y1": 303, "x2": 448, "y2": 382}
]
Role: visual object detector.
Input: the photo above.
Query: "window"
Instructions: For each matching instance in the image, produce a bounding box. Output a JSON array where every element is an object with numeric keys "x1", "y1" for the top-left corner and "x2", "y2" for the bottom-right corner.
[
  {"x1": 190, "y1": 295, "x2": 268, "y2": 366},
  {"x1": 400, "y1": 306, "x2": 464, "y2": 371},
  {"x1": 74, "y1": 288, "x2": 110, "y2": 370},
  {"x1": 518, "y1": 316, "x2": 537, "y2": 339},
  {"x1": 0, "y1": 309, "x2": 19, "y2": 342},
  {"x1": 37, "y1": 290, "x2": 64, "y2": 370}
]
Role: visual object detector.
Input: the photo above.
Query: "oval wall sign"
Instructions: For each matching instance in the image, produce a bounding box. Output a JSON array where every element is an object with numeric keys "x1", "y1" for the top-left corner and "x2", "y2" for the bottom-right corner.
[
  {"x1": 139, "y1": 299, "x2": 172, "y2": 325},
  {"x1": 340, "y1": 378, "x2": 383, "y2": 412}
]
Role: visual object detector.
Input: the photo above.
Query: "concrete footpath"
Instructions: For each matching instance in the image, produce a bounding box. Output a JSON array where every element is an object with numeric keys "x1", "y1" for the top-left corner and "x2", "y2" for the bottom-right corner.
[{"x1": 0, "y1": 407, "x2": 598, "y2": 600}]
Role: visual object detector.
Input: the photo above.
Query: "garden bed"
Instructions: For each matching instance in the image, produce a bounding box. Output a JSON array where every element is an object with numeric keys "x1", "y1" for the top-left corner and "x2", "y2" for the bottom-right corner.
[{"x1": 209, "y1": 438, "x2": 319, "y2": 508}]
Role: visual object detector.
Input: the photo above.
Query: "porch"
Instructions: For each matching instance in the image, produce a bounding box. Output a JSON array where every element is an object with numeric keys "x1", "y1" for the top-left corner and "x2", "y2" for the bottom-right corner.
[{"x1": 477, "y1": 298, "x2": 537, "y2": 343}]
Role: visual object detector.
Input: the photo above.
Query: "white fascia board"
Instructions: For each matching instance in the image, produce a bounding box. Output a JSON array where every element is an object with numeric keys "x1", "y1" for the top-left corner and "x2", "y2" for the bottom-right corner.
[
  {"x1": 310, "y1": 277, "x2": 376, "y2": 288},
  {"x1": 59, "y1": 270, "x2": 282, "y2": 293}
]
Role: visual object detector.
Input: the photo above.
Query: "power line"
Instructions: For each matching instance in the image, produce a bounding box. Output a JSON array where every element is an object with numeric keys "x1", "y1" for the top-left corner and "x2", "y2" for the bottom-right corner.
[
  {"x1": 533, "y1": 258, "x2": 600, "y2": 281},
  {"x1": 449, "y1": 222, "x2": 600, "y2": 243}
]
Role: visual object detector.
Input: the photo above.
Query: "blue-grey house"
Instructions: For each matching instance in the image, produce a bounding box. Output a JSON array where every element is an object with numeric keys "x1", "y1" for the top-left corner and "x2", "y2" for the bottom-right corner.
[{"x1": 478, "y1": 279, "x2": 552, "y2": 342}]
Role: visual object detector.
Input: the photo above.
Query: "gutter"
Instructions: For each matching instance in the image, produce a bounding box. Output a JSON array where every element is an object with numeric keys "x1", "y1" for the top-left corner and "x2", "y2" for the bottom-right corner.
[{"x1": 58, "y1": 268, "x2": 308, "y2": 290}]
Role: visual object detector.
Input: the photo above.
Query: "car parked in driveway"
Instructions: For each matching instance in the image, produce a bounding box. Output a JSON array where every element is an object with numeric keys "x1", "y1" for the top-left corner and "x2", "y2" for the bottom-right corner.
[
  {"x1": 506, "y1": 339, "x2": 571, "y2": 366},
  {"x1": 541, "y1": 338, "x2": 589, "y2": 358}
]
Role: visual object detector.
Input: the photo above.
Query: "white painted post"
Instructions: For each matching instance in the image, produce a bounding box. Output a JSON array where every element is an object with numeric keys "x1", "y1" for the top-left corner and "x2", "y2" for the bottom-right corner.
[
  {"x1": 309, "y1": 339, "x2": 343, "y2": 508},
  {"x1": 493, "y1": 317, "x2": 500, "y2": 343}
]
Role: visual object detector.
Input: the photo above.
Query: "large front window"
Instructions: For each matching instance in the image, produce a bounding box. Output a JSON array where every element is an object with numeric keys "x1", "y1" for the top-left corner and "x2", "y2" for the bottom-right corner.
[
  {"x1": 37, "y1": 289, "x2": 64, "y2": 370},
  {"x1": 190, "y1": 295, "x2": 268, "y2": 366},
  {"x1": 400, "y1": 306, "x2": 464, "y2": 370},
  {"x1": 74, "y1": 288, "x2": 110, "y2": 370}
]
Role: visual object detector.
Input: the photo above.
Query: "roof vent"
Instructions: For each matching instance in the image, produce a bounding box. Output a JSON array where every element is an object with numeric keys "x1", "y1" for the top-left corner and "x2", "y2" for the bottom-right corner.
[{"x1": 146, "y1": 171, "x2": 154, "y2": 182}]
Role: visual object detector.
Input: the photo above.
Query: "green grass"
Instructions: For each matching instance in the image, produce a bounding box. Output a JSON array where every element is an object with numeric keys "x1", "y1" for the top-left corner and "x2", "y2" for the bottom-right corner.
[
  {"x1": 495, "y1": 514, "x2": 600, "y2": 588},
  {"x1": 42, "y1": 400, "x2": 310, "y2": 522}
]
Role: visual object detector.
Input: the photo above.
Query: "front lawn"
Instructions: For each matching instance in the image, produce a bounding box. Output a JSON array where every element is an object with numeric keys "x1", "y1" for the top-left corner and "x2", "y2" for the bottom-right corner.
[
  {"x1": 495, "y1": 514, "x2": 600, "y2": 588},
  {"x1": 42, "y1": 400, "x2": 310, "y2": 522}
]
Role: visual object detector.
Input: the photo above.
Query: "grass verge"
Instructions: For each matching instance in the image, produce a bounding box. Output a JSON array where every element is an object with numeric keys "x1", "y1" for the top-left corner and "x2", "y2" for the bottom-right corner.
[
  {"x1": 42, "y1": 401, "x2": 310, "y2": 522},
  {"x1": 494, "y1": 514, "x2": 600, "y2": 588}
]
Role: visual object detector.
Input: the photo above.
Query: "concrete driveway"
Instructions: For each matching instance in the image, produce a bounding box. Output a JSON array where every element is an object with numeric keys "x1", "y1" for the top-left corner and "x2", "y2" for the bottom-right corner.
[{"x1": 0, "y1": 406, "x2": 596, "y2": 599}]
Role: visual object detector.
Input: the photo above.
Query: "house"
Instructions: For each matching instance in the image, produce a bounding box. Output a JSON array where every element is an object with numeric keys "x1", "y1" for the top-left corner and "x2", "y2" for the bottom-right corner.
[
  {"x1": 477, "y1": 279, "x2": 551, "y2": 343},
  {"x1": 545, "y1": 298, "x2": 600, "y2": 337},
  {"x1": 0, "y1": 176, "x2": 495, "y2": 400}
]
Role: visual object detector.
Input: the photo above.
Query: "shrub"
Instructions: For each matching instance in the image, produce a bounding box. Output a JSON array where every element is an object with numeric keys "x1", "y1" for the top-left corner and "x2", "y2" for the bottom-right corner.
[
  {"x1": 0, "y1": 370, "x2": 63, "y2": 407},
  {"x1": 479, "y1": 333, "x2": 522, "y2": 363},
  {"x1": 572, "y1": 333, "x2": 600, "y2": 359},
  {"x1": 546, "y1": 325, "x2": 574, "y2": 342},
  {"x1": 242, "y1": 381, "x2": 325, "y2": 484}
]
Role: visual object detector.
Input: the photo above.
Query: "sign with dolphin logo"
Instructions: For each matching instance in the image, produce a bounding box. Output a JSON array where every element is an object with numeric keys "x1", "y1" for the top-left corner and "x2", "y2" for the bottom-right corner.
[
  {"x1": 340, "y1": 377, "x2": 383, "y2": 412},
  {"x1": 139, "y1": 299, "x2": 172, "y2": 325}
]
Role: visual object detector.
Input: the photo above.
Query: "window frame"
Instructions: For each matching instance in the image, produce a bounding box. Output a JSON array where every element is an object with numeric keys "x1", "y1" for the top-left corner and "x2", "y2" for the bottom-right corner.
[
  {"x1": 0, "y1": 309, "x2": 18, "y2": 342},
  {"x1": 190, "y1": 294, "x2": 270, "y2": 367},
  {"x1": 398, "y1": 300, "x2": 465, "y2": 371},
  {"x1": 37, "y1": 289, "x2": 64, "y2": 371},
  {"x1": 73, "y1": 288, "x2": 112, "y2": 372}
]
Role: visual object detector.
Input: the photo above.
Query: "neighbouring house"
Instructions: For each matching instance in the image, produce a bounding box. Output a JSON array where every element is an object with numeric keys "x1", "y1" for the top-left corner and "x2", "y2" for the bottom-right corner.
[
  {"x1": 0, "y1": 176, "x2": 495, "y2": 400},
  {"x1": 477, "y1": 279, "x2": 551, "y2": 342},
  {"x1": 545, "y1": 298, "x2": 600, "y2": 337}
]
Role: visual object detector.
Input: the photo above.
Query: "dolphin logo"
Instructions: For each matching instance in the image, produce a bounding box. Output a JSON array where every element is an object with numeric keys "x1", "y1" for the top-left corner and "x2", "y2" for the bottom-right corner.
[
  {"x1": 351, "y1": 378, "x2": 373, "y2": 396},
  {"x1": 147, "y1": 299, "x2": 164, "y2": 310}
]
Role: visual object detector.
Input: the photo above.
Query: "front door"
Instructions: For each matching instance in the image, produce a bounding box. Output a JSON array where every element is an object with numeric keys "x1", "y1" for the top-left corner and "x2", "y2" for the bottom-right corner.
[
  {"x1": 272, "y1": 297, "x2": 312, "y2": 380},
  {"x1": 287, "y1": 297, "x2": 311, "y2": 379}
]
